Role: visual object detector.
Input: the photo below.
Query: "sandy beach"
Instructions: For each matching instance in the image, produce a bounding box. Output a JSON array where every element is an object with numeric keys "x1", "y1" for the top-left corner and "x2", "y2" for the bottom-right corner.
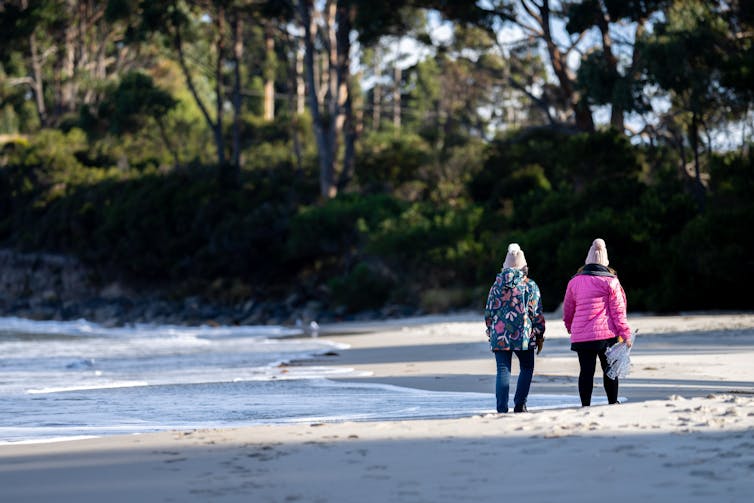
[{"x1": 1, "y1": 312, "x2": 753, "y2": 502}]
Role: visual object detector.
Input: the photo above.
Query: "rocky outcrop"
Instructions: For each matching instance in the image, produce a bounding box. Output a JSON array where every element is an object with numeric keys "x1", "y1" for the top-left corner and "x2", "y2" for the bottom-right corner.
[
  {"x1": 0, "y1": 249, "x2": 93, "y2": 314},
  {"x1": 0, "y1": 248, "x2": 418, "y2": 326}
]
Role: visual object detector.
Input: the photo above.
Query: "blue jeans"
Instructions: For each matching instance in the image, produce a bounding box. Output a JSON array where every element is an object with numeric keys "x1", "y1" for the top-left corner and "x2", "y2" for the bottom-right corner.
[{"x1": 494, "y1": 349, "x2": 535, "y2": 413}]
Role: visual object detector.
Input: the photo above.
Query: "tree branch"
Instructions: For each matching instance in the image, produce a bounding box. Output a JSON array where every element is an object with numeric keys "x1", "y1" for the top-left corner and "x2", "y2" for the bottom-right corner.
[{"x1": 6, "y1": 77, "x2": 35, "y2": 87}]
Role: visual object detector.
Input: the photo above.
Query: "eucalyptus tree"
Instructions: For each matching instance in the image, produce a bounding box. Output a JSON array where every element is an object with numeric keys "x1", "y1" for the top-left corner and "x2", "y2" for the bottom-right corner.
[
  {"x1": 0, "y1": 1, "x2": 43, "y2": 128},
  {"x1": 639, "y1": 0, "x2": 750, "y2": 207},
  {"x1": 421, "y1": 0, "x2": 665, "y2": 133},
  {"x1": 83, "y1": 71, "x2": 179, "y2": 166},
  {"x1": 565, "y1": 0, "x2": 670, "y2": 133},
  {"x1": 289, "y1": 0, "x2": 355, "y2": 199},
  {"x1": 0, "y1": 0, "x2": 136, "y2": 129},
  {"x1": 122, "y1": 0, "x2": 281, "y2": 186},
  {"x1": 289, "y1": 0, "x2": 494, "y2": 199}
]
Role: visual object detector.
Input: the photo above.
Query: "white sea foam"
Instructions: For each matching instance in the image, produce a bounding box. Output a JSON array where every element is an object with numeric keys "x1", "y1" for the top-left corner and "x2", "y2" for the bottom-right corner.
[
  {"x1": 0, "y1": 316, "x2": 304, "y2": 339},
  {"x1": 0, "y1": 316, "x2": 591, "y2": 444},
  {"x1": 27, "y1": 381, "x2": 150, "y2": 394}
]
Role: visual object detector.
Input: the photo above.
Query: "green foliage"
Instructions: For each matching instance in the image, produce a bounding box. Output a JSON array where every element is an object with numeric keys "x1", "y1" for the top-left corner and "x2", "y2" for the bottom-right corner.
[
  {"x1": 99, "y1": 72, "x2": 177, "y2": 136},
  {"x1": 576, "y1": 50, "x2": 619, "y2": 106},
  {"x1": 328, "y1": 262, "x2": 395, "y2": 312},
  {"x1": 471, "y1": 129, "x2": 641, "y2": 217},
  {"x1": 1, "y1": 122, "x2": 752, "y2": 315},
  {"x1": 640, "y1": 1, "x2": 736, "y2": 113},
  {"x1": 565, "y1": 0, "x2": 601, "y2": 35},
  {"x1": 367, "y1": 202, "x2": 485, "y2": 285},
  {"x1": 356, "y1": 130, "x2": 432, "y2": 192},
  {"x1": 576, "y1": 49, "x2": 649, "y2": 113},
  {"x1": 0, "y1": 151, "x2": 316, "y2": 297},
  {"x1": 2, "y1": 0, "x2": 754, "y2": 318},
  {"x1": 287, "y1": 194, "x2": 405, "y2": 263},
  {"x1": 469, "y1": 128, "x2": 710, "y2": 312},
  {"x1": 6, "y1": 128, "x2": 123, "y2": 188}
]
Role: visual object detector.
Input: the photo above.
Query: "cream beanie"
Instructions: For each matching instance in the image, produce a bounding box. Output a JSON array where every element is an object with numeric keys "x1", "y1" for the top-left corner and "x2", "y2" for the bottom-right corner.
[
  {"x1": 502, "y1": 243, "x2": 527, "y2": 269},
  {"x1": 585, "y1": 238, "x2": 609, "y2": 266}
]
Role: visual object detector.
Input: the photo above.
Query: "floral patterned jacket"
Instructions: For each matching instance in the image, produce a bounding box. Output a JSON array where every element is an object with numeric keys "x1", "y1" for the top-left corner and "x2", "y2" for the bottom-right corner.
[{"x1": 484, "y1": 268, "x2": 545, "y2": 351}]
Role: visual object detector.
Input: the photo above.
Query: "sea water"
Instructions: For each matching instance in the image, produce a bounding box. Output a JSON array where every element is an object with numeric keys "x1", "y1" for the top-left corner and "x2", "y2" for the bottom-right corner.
[{"x1": 0, "y1": 316, "x2": 584, "y2": 444}]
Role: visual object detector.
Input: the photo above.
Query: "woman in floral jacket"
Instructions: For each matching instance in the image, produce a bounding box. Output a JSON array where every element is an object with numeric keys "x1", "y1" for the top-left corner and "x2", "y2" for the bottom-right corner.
[{"x1": 485, "y1": 243, "x2": 546, "y2": 413}]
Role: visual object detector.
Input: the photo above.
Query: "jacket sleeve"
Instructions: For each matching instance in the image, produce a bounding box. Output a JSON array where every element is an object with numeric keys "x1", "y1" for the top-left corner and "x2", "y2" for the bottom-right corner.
[
  {"x1": 607, "y1": 278, "x2": 631, "y2": 342},
  {"x1": 483, "y1": 285, "x2": 496, "y2": 336},
  {"x1": 528, "y1": 281, "x2": 545, "y2": 340},
  {"x1": 562, "y1": 279, "x2": 575, "y2": 333}
]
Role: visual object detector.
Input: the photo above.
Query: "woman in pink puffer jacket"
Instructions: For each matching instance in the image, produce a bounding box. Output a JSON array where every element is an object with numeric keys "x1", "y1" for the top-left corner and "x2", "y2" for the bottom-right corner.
[{"x1": 563, "y1": 238, "x2": 632, "y2": 406}]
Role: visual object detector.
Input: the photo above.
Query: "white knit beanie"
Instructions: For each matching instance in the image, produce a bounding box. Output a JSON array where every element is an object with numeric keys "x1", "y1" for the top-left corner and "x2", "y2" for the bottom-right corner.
[
  {"x1": 585, "y1": 238, "x2": 609, "y2": 267},
  {"x1": 502, "y1": 243, "x2": 527, "y2": 269}
]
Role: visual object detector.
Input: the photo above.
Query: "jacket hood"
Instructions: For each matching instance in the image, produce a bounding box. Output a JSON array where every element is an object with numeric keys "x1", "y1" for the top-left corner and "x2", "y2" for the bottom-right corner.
[{"x1": 498, "y1": 267, "x2": 526, "y2": 288}]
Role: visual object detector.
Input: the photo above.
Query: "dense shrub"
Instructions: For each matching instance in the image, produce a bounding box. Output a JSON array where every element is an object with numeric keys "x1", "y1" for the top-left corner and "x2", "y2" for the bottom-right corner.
[
  {"x1": 355, "y1": 130, "x2": 432, "y2": 193},
  {"x1": 367, "y1": 202, "x2": 485, "y2": 285},
  {"x1": 328, "y1": 261, "x2": 396, "y2": 312},
  {"x1": 286, "y1": 194, "x2": 405, "y2": 263},
  {"x1": 1, "y1": 124, "x2": 752, "y2": 316}
]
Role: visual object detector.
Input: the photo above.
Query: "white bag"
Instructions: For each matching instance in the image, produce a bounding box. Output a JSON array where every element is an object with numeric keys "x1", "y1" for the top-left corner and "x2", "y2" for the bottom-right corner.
[{"x1": 605, "y1": 341, "x2": 631, "y2": 379}]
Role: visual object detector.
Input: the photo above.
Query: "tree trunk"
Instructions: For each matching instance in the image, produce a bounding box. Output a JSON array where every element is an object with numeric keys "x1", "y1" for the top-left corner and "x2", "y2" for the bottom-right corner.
[
  {"x1": 20, "y1": 0, "x2": 46, "y2": 127},
  {"x1": 539, "y1": 0, "x2": 594, "y2": 132},
  {"x1": 61, "y1": 0, "x2": 78, "y2": 115},
  {"x1": 289, "y1": 35, "x2": 304, "y2": 172},
  {"x1": 263, "y1": 24, "x2": 275, "y2": 121},
  {"x1": 337, "y1": 1, "x2": 355, "y2": 191},
  {"x1": 299, "y1": 0, "x2": 336, "y2": 199},
  {"x1": 214, "y1": 5, "x2": 227, "y2": 171},
  {"x1": 296, "y1": 49, "x2": 305, "y2": 115},
  {"x1": 156, "y1": 117, "x2": 180, "y2": 168},
  {"x1": 231, "y1": 13, "x2": 243, "y2": 173},
  {"x1": 323, "y1": 0, "x2": 339, "y2": 198},
  {"x1": 171, "y1": 3, "x2": 227, "y2": 181},
  {"x1": 393, "y1": 64, "x2": 401, "y2": 130},
  {"x1": 689, "y1": 111, "x2": 705, "y2": 211},
  {"x1": 373, "y1": 47, "x2": 382, "y2": 130},
  {"x1": 595, "y1": 0, "x2": 623, "y2": 132},
  {"x1": 28, "y1": 33, "x2": 48, "y2": 127}
]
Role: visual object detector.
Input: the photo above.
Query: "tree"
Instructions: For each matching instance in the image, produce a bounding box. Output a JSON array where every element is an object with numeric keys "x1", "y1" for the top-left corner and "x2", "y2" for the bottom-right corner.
[
  {"x1": 82, "y1": 71, "x2": 179, "y2": 165},
  {"x1": 640, "y1": 0, "x2": 744, "y2": 207},
  {"x1": 566, "y1": 0, "x2": 669, "y2": 133},
  {"x1": 132, "y1": 0, "x2": 262, "y2": 186},
  {"x1": 1, "y1": 0, "x2": 136, "y2": 129},
  {"x1": 293, "y1": 0, "x2": 355, "y2": 199}
]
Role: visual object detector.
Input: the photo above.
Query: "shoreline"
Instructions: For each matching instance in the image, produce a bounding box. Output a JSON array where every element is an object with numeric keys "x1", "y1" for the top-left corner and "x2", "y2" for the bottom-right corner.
[{"x1": 1, "y1": 312, "x2": 753, "y2": 502}]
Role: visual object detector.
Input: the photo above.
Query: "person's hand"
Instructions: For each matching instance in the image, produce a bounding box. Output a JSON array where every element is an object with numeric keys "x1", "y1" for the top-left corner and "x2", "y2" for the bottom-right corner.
[
  {"x1": 625, "y1": 339, "x2": 633, "y2": 348},
  {"x1": 536, "y1": 338, "x2": 544, "y2": 355}
]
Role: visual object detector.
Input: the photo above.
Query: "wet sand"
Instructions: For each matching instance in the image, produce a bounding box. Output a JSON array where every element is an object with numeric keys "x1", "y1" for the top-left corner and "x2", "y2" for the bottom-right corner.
[{"x1": 1, "y1": 312, "x2": 753, "y2": 502}]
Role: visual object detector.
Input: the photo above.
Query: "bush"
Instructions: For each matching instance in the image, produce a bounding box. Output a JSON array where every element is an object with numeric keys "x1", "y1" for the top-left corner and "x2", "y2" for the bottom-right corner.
[
  {"x1": 286, "y1": 193, "x2": 404, "y2": 264},
  {"x1": 328, "y1": 262, "x2": 395, "y2": 312},
  {"x1": 356, "y1": 130, "x2": 432, "y2": 192},
  {"x1": 367, "y1": 202, "x2": 485, "y2": 285}
]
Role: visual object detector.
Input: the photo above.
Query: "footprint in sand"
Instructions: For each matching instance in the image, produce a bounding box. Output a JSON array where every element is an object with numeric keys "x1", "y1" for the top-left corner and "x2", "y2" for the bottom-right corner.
[
  {"x1": 689, "y1": 469, "x2": 728, "y2": 481},
  {"x1": 613, "y1": 444, "x2": 635, "y2": 452},
  {"x1": 716, "y1": 450, "x2": 742, "y2": 459}
]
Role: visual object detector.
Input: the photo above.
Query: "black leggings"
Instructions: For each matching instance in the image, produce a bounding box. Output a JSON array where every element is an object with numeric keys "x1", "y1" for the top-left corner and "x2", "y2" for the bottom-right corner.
[{"x1": 576, "y1": 349, "x2": 619, "y2": 406}]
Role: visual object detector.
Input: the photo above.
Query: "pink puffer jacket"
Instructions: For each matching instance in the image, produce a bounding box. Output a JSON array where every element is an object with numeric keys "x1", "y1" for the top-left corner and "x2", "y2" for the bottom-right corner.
[{"x1": 563, "y1": 273, "x2": 631, "y2": 343}]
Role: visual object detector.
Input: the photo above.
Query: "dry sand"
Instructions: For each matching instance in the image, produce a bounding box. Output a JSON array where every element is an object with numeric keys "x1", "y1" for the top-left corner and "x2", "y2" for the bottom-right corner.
[{"x1": 1, "y1": 312, "x2": 753, "y2": 502}]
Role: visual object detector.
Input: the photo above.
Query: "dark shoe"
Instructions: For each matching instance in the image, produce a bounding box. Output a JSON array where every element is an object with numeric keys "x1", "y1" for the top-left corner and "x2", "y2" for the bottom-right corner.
[{"x1": 513, "y1": 404, "x2": 527, "y2": 413}]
